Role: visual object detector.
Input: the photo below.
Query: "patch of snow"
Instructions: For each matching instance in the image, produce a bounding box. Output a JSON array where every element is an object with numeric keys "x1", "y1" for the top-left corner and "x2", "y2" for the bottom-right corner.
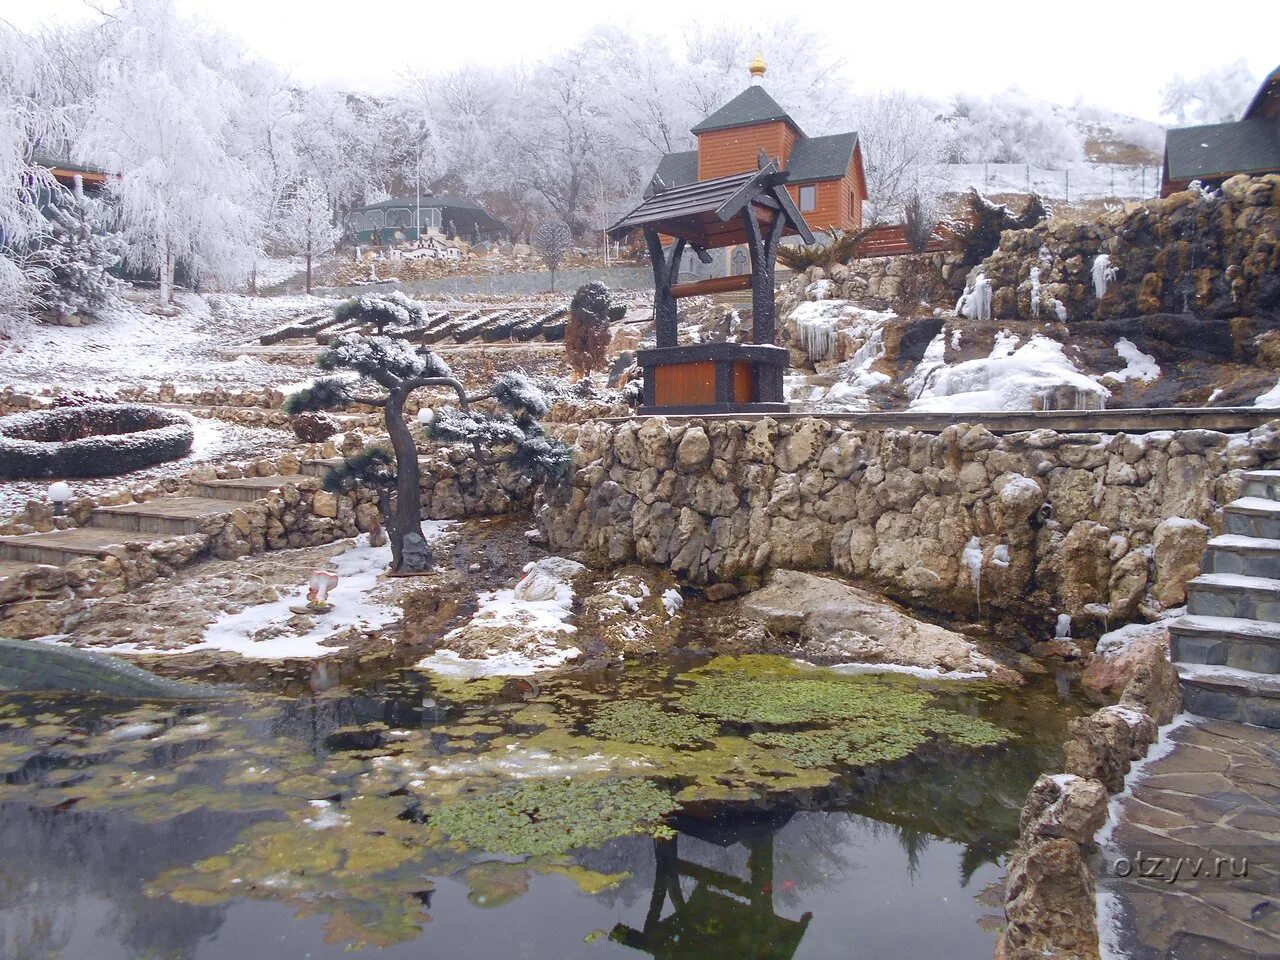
[
  {"x1": 303, "y1": 799, "x2": 349, "y2": 830},
  {"x1": 1254, "y1": 377, "x2": 1280, "y2": 408},
  {"x1": 1099, "y1": 338, "x2": 1160, "y2": 384},
  {"x1": 910, "y1": 334, "x2": 1109, "y2": 413},
  {"x1": 826, "y1": 661, "x2": 988, "y2": 680},
  {"x1": 417, "y1": 646, "x2": 581, "y2": 678},
  {"x1": 1095, "y1": 621, "x2": 1167, "y2": 659},
  {"x1": 949, "y1": 328, "x2": 962, "y2": 351},
  {"x1": 661, "y1": 588, "x2": 683, "y2": 617}
]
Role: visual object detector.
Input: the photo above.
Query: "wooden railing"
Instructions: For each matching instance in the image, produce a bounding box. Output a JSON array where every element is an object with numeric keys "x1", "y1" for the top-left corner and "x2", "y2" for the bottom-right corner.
[{"x1": 854, "y1": 222, "x2": 958, "y2": 259}]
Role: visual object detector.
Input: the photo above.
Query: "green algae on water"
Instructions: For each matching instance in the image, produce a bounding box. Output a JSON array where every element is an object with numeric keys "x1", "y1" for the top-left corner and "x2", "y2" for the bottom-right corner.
[
  {"x1": 586, "y1": 700, "x2": 719, "y2": 747},
  {"x1": 429, "y1": 777, "x2": 678, "y2": 857}
]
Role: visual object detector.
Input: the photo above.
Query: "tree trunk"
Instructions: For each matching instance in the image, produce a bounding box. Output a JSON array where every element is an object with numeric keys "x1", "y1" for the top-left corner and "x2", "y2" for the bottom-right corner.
[
  {"x1": 159, "y1": 247, "x2": 174, "y2": 305},
  {"x1": 305, "y1": 242, "x2": 313, "y2": 296},
  {"x1": 384, "y1": 388, "x2": 431, "y2": 573}
]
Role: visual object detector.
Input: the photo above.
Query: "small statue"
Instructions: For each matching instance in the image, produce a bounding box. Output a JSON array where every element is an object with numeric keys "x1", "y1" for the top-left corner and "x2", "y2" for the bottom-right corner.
[{"x1": 291, "y1": 569, "x2": 339, "y2": 615}]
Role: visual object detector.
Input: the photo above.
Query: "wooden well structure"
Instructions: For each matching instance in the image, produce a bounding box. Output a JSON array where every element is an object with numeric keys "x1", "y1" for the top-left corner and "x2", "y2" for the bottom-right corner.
[{"x1": 608, "y1": 157, "x2": 814, "y2": 415}]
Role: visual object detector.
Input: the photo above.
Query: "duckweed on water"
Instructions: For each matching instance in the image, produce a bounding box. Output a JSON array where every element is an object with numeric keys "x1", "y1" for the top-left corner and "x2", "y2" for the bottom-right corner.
[
  {"x1": 428, "y1": 777, "x2": 678, "y2": 857},
  {"x1": 586, "y1": 700, "x2": 719, "y2": 747}
]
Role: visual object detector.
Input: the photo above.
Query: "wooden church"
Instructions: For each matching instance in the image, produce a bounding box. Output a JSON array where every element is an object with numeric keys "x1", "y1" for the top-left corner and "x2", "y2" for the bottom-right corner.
[{"x1": 648, "y1": 55, "x2": 867, "y2": 236}]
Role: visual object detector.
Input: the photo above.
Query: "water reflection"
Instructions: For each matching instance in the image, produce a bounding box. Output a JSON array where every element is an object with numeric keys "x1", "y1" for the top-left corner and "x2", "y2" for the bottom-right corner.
[{"x1": 0, "y1": 667, "x2": 1083, "y2": 959}]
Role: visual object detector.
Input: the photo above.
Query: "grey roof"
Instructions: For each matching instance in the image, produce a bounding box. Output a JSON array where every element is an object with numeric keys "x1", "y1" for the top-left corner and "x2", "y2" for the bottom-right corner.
[
  {"x1": 351, "y1": 194, "x2": 507, "y2": 232},
  {"x1": 647, "y1": 150, "x2": 698, "y2": 195},
  {"x1": 1244, "y1": 66, "x2": 1280, "y2": 120},
  {"x1": 786, "y1": 133, "x2": 859, "y2": 182},
  {"x1": 608, "y1": 162, "x2": 814, "y2": 248},
  {"x1": 1164, "y1": 118, "x2": 1280, "y2": 182},
  {"x1": 691, "y1": 85, "x2": 803, "y2": 136},
  {"x1": 353, "y1": 194, "x2": 488, "y2": 213}
]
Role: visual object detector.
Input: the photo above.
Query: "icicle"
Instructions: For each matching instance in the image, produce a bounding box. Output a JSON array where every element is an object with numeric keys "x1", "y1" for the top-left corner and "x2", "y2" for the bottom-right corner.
[
  {"x1": 1029, "y1": 267, "x2": 1042, "y2": 319},
  {"x1": 955, "y1": 273, "x2": 992, "y2": 321},
  {"x1": 1055, "y1": 614, "x2": 1072, "y2": 639},
  {"x1": 1092, "y1": 254, "x2": 1116, "y2": 299}
]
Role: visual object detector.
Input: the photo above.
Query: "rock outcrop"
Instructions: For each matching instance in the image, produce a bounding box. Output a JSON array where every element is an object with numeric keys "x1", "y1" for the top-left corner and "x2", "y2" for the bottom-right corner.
[{"x1": 737, "y1": 569, "x2": 1015, "y2": 679}]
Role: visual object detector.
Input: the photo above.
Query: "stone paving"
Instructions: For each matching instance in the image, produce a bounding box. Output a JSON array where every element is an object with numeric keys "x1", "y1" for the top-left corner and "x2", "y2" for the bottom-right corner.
[{"x1": 1098, "y1": 718, "x2": 1280, "y2": 959}]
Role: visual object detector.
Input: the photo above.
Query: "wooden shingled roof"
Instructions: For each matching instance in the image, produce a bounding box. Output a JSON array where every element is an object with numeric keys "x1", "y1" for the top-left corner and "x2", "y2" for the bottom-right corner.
[{"x1": 607, "y1": 161, "x2": 815, "y2": 250}]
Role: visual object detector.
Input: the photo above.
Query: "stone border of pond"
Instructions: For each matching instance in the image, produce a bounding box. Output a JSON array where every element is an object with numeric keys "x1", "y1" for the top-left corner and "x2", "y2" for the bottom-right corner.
[{"x1": 996, "y1": 628, "x2": 1180, "y2": 960}]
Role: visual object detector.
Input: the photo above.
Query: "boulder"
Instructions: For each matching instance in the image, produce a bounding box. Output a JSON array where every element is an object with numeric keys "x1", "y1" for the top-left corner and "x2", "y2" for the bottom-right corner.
[
  {"x1": 1151, "y1": 517, "x2": 1209, "y2": 608},
  {"x1": 998, "y1": 838, "x2": 1101, "y2": 960},
  {"x1": 737, "y1": 569, "x2": 1019, "y2": 680},
  {"x1": 1081, "y1": 622, "x2": 1180, "y2": 722},
  {"x1": 1017, "y1": 774, "x2": 1108, "y2": 847}
]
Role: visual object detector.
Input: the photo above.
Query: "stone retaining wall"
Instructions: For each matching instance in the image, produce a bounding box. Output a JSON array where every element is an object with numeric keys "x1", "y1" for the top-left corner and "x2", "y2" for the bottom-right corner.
[{"x1": 541, "y1": 416, "x2": 1280, "y2": 629}]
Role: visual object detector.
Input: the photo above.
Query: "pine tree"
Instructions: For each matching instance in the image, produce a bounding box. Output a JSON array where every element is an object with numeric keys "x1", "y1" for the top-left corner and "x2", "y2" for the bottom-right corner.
[
  {"x1": 33, "y1": 190, "x2": 126, "y2": 322},
  {"x1": 284, "y1": 333, "x2": 567, "y2": 574}
]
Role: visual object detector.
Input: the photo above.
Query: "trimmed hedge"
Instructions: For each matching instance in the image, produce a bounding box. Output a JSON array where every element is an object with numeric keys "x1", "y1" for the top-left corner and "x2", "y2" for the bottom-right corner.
[{"x1": 0, "y1": 404, "x2": 195, "y2": 479}]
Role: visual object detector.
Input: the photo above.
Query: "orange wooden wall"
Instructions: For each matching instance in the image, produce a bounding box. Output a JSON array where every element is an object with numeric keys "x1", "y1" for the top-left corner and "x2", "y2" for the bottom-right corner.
[{"x1": 697, "y1": 121, "x2": 798, "y2": 180}]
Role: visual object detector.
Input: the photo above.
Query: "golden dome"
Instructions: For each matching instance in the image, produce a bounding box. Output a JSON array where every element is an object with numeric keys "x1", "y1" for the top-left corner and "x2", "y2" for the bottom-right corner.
[{"x1": 748, "y1": 52, "x2": 767, "y2": 80}]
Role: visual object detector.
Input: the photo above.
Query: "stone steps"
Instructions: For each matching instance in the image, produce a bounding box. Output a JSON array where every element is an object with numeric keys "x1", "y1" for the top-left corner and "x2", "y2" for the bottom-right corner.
[
  {"x1": 190, "y1": 475, "x2": 310, "y2": 503},
  {"x1": 1171, "y1": 475, "x2": 1280, "y2": 729},
  {"x1": 1170, "y1": 614, "x2": 1280, "y2": 674},
  {"x1": 1242, "y1": 469, "x2": 1280, "y2": 500},
  {"x1": 0, "y1": 527, "x2": 165, "y2": 566},
  {"x1": 1222, "y1": 496, "x2": 1280, "y2": 540},
  {"x1": 1186, "y1": 572, "x2": 1280, "y2": 622},
  {"x1": 1203, "y1": 534, "x2": 1280, "y2": 580},
  {"x1": 1177, "y1": 665, "x2": 1280, "y2": 728},
  {"x1": 88, "y1": 497, "x2": 236, "y2": 536}
]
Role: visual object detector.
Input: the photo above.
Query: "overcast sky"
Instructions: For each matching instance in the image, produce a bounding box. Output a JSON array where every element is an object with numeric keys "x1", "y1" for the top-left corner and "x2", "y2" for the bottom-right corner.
[{"x1": 7, "y1": 0, "x2": 1277, "y2": 119}]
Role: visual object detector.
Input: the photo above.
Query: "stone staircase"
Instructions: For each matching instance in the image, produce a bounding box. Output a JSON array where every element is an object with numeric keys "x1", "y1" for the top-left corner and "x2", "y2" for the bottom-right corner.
[
  {"x1": 1170, "y1": 470, "x2": 1280, "y2": 728},
  {"x1": 0, "y1": 474, "x2": 318, "y2": 572}
]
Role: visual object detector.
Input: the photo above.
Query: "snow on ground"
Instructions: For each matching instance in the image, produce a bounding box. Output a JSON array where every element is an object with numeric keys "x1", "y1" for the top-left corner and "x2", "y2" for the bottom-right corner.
[
  {"x1": 251, "y1": 256, "x2": 307, "y2": 289},
  {"x1": 909, "y1": 332, "x2": 1109, "y2": 412},
  {"x1": 936, "y1": 161, "x2": 1156, "y2": 202},
  {"x1": 97, "y1": 526, "x2": 448, "y2": 659},
  {"x1": 1255, "y1": 377, "x2": 1280, "y2": 408},
  {"x1": 0, "y1": 290, "x2": 335, "y2": 393},
  {"x1": 1099, "y1": 338, "x2": 1160, "y2": 384},
  {"x1": 826, "y1": 661, "x2": 987, "y2": 681},
  {"x1": 0, "y1": 417, "x2": 294, "y2": 515},
  {"x1": 417, "y1": 556, "x2": 585, "y2": 676}
]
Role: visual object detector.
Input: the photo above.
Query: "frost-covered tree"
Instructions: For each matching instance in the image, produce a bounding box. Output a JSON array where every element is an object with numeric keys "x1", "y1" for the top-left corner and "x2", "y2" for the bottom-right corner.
[
  {"x1": 78, "y1": 0, "x2": 260, "y2": 305},
  {"x1": 1161, "y1": 59, "x2": 1259, "y2": 126},
  {"x1": 530, "y1": 220, "x2": 573, "y2": 292},
  {"x1": 947, "y1": 91, "x2": 1085, "y2": 167},
  {"x1": 0, "y1": 23, "x2": 68, "y2": 321},
  {"x1": 565, "y1": 281, "x2": 612, "y2": 378},
  {"x1": 846, "y1": 91, "x2": 948, "y2": 223},
  {"x1": 32, "y1": 189, "x2": 126, "y2": 322},
  {"x1": 285, "y1": 335, "x2": 565, "y2": 573},
  {"x1": 277, "y1": 179, "x2": 338, "y2": 294}
]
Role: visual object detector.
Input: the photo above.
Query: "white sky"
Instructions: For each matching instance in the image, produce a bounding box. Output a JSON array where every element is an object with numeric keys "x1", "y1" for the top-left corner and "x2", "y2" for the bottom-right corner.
[{"x1": 6, "y1": 0, "x2": 1278, "y2": 119}]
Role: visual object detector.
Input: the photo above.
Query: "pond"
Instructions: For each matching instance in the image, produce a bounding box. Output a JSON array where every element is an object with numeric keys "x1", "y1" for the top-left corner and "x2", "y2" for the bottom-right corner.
[{"x1": 0, "y1": 655, "x2": 1087, "y2": 960}]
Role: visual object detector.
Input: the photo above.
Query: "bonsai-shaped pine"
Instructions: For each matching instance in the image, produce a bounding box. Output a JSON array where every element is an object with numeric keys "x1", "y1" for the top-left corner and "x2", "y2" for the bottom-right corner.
[
  {"x1": 953, "y1": 189, "x2": 1047, "y2": 267},
  {"x1": 565, "y1": 281, "x2": 612, "y2": 378},
  {"x1": 286, "y1": 332, "x2": 568, "y2": 574},
  {"x1": 334, "y1": 290, "x2": 429, "y2": 335},
  {"x1": 530, "y1": 219, "x2": 573, "y2": 292}
]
